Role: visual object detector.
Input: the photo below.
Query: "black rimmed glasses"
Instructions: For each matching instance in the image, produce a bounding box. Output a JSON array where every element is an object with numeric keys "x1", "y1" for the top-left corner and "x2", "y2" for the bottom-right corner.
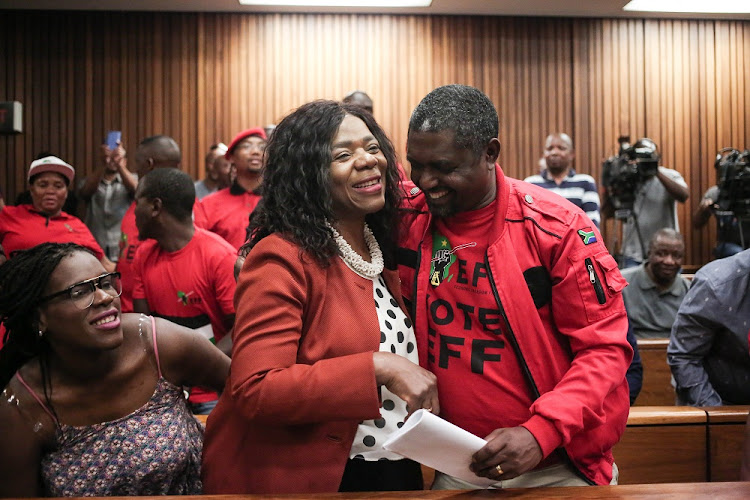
[{"x1": 39, "y1": 272, "x2": 122, "y2": 310}]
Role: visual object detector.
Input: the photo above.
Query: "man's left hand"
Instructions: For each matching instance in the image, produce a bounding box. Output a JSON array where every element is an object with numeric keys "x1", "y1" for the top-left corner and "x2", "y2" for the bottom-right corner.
[{"x1": 470, "y1": 426, "x2": 543, "y2": 481}]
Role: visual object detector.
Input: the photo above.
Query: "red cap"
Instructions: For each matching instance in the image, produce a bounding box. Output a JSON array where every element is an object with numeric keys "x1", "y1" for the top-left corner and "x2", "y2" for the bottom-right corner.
[{"x1": 225, "y1": 127, "x2": 267, "y2": 159}]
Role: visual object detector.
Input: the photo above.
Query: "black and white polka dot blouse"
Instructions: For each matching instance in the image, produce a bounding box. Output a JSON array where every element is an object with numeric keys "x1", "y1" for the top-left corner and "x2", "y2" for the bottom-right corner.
[{"x1": 349, "y1": 275, "x2": 419, "y2": 461}]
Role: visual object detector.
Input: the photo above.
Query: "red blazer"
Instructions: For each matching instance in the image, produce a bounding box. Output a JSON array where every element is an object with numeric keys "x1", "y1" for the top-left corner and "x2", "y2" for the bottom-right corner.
[{"x1": 202, "y1": 234, "x2": 405, "y2": 493}]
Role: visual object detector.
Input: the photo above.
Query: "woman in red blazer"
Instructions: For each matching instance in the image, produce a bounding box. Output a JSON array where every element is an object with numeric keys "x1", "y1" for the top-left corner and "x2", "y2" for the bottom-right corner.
[{"x1": 202, "y1": 100, "x2": 439, "y2": 494}]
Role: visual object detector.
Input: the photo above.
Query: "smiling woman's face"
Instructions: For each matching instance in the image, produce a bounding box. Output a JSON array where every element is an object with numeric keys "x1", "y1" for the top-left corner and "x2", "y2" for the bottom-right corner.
[
  {"x1": 38, "y1": 251, "x2": 123, "y2": 354},
  {"x1": 328, "y1": 114, "x2": 387, "y2": 223}
]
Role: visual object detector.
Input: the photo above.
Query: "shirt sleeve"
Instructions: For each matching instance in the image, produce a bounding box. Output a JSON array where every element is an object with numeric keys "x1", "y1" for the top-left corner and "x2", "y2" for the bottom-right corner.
[
  {"x1": 193, "y1": 198, "x2": 209, "y2": 230},
  {"x1": 659, "y1": 166, "x2": 688, "y2": 188},
  {"x1": 704, "y1": 185, "x2": 720, "y2": 201},
  {"x1": 131, "y1": 245, "x2": 147, "y2": 301},
  {"x1": 581, "y1": 178, "x2": 601, "y2": 228},
  {"x1": 520, "y1": 213, "x2": 632, "y2": 456},
  {"x1": 214, "y1": 245, "x2": 238, "y2": 317},
  {"x1": 667, "y1": 274, "x2": 723, "y2": 406}
]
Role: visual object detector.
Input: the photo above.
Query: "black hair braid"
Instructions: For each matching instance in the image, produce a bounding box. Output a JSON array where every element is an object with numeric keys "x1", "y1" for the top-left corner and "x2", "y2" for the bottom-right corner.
[{"x1": 0, "y1": 243, "x2": 92, "y2": 392}]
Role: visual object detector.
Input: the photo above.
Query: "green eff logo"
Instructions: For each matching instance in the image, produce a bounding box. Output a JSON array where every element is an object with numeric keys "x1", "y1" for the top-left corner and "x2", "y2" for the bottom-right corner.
[
  {"x1": 430, "y1": 233, "x2": 476, "y2": 287},
  {"x1": 177, "y1": 290, "x2": 199, "y2": 306}
]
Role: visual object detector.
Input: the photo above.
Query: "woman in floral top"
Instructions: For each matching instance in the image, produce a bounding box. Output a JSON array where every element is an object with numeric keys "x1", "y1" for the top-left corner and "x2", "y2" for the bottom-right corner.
[{"x1": 0, "y1": 243, "x2": 229, "y2": 497}]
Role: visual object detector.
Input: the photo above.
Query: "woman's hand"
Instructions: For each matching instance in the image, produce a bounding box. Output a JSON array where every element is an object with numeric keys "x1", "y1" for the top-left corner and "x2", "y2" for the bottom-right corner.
[{"x1": 373, "y1": 352, "x2": 439, "y2": 417}]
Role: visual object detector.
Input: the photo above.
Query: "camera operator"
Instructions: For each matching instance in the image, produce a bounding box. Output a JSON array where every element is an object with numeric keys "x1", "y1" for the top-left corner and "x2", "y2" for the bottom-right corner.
[
  {"x1": 603, "y1": 138, "x2": 689, "y2": 268},
  {"x1": 693, "y1": 149, "x2": 750, "y2": 259}
]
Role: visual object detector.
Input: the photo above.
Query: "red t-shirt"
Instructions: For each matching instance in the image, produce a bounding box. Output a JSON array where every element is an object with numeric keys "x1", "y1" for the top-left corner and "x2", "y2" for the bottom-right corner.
[
  {"x1": 427, "y1": 199, "x2": 533, "y2": 440},
  {"x1": 200, "y1": 186, "x2": 261, "y2": 249},
  {"x1": 132, "y1": 227, "x2": 237, "y2": 403},
  {"x1": 0, "y1": 205, "x2": 104, "y2": 260},
  {"x1": 132, "y1": 227, "x2": 236, "y2": 341},
  {"x1": 116, "y1": 202, "x2": 139, "y2": 312},
  {"x1": 117, "y1": 199, "x2": 209, "y2": 313}
]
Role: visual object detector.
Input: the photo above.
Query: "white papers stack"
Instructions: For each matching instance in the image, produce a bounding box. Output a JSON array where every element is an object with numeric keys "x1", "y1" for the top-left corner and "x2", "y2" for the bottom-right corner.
[{"x1": 382, "y1": 409, "x2": 497, "y2": 487}]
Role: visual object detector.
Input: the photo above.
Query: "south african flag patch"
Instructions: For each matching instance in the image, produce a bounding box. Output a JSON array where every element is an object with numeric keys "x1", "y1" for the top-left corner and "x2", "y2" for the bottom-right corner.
[{"x1": 577, "y1": 227, "x2": 597, "y2": 245}]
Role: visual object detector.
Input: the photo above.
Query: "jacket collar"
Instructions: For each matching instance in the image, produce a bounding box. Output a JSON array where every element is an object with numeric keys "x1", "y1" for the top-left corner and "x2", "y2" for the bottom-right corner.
[{"x1": 411, "y1": 163, "x2": 509, "y2": 244}]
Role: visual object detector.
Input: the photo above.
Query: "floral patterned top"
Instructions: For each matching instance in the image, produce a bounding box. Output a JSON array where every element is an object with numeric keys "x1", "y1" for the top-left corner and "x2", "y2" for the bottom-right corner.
[{"x1": 15, "y1": 317, "x2": 204, "y2": 496}]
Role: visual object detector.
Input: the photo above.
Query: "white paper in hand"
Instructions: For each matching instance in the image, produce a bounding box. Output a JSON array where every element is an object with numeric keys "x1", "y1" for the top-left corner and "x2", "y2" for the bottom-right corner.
[{"x1": 382, "y1": 409, "x2": 498, "y2": 487}]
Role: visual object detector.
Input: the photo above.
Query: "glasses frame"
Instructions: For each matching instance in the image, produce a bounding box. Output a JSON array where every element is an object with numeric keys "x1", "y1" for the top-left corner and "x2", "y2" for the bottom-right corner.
[{"x1": 38, "y1": 272, "x2": 122, "y2": 310}]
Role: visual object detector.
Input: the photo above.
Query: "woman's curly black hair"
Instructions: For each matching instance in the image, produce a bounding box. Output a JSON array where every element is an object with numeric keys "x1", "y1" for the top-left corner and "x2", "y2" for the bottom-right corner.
[
  {"x1": 0, "y1": 243, "x2": 93, "y2": 404},
  {"x1": 245, "y1": 100, "x2": 402, "y2": 268}
]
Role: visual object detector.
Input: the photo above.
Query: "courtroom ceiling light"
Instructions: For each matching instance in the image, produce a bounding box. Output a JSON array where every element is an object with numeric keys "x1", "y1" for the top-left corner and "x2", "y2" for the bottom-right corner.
[
  {"x1": 239, "y1": 0, "x2": 432, "y2": 6},
  {"x1": 624, "y1": 0, "x2": 750, "y2": 13}
]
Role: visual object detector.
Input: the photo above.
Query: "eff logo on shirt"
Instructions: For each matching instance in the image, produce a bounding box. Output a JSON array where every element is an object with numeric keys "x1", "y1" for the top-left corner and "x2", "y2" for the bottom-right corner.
[
  {"x1": 177, "y1": 290, "x2": 201, "y2": 306},
  {"x1": 430, "y1": 233, "x2": 477, "y2": 287}
]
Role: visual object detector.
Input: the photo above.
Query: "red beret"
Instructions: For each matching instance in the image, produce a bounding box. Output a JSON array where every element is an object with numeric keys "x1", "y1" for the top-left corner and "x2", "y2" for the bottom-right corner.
[{"x1": 225, "y1": 127, "x2": 267, "y2": 159}]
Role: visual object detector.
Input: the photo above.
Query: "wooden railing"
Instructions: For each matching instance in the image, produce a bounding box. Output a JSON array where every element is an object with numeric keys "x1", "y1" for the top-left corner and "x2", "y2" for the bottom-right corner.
[
  {"x1": 615, "y1": 405, "x2": 749, "y2": 484},
  {"x1": 196, "y1": 405, "x2": 750, "y2": 486}
]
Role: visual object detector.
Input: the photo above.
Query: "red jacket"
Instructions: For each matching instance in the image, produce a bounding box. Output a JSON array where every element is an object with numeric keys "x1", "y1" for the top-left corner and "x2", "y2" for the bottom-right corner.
[
  {"x1": 202, "y1": 234, "x2": 404, "y2": 493},
  {"x1": 397, "y1": 167, "x2": 632, "y2": 485}
]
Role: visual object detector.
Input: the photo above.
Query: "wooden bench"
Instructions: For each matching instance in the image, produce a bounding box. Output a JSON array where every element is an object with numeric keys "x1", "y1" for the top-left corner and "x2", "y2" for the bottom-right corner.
[
  {"x1": 615, "y1": 406, "x2": 708, "y2": 484},
  {"x1": 706, "y1": 406, "x2": 749, "y2": 481},
  {"x1": 634, "y1": 338, "x2": 675, "y2": 406}
]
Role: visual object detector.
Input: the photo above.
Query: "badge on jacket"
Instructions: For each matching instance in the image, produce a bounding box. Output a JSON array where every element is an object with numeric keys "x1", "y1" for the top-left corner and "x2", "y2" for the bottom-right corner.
[{"x1": 577, "y1": 227, "x2": 597, "y2": 245}]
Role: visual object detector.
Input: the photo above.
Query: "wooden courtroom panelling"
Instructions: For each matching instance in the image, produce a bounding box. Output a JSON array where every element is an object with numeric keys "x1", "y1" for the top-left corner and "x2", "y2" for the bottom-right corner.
[
  {"x1": 0, "y1": 12, "x2": 748, "y2": 268},
  {"x1": 634, "y1": 339, "x2": 675, "y2": 406},
  {"x1": 706, "y1": 406, "x2": 750, "y2": 482},
  {"x1": 614, "y1": 406, "x2": 708, "y2": 484}
]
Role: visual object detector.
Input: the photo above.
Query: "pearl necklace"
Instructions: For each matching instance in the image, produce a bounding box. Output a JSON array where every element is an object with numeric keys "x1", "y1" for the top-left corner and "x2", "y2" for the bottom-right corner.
[{"x1": 329, "y1": 223, "x2": 384, "y2": 279}]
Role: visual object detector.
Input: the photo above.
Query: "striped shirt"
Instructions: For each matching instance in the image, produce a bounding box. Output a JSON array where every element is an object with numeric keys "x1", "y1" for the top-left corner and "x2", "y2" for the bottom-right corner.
[{"x1": 524, "y1": 169, "x2": 601, "y2": 228}]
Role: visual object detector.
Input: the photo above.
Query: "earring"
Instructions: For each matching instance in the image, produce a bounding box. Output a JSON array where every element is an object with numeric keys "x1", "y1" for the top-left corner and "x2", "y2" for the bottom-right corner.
[{"x1": 38, "y1": 329, "x2": 44, "y2": 339}]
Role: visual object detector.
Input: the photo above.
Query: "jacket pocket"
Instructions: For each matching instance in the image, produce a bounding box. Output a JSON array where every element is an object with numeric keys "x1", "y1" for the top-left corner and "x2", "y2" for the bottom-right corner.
[
  {"x1": 585, "y1": 257, "x2": 606, "y2": 305},
  {"x1": 574, "y1": 251, "x2": 627, "y2": 322}
]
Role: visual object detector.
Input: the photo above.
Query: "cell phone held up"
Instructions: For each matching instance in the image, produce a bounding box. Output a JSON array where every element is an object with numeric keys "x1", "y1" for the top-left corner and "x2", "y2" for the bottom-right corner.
[{"x1": 105, "y1": 130, "x2": 121, "y2": 151}]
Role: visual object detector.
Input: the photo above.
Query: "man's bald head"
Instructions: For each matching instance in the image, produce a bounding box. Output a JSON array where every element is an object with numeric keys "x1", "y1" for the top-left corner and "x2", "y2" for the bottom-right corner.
[
  {"x1": 342, "y1": 90, "x2": 373, "y2": 114},
  {"x1": 135, "y1": 135, "x2": 181, "y2": 177}
]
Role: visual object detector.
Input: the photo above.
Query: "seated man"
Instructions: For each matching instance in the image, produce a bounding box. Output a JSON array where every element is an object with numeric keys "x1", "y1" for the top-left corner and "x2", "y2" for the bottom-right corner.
[
  {"x1": 524, "y1": 132, "x2": 600, "y2": 228},
  {"x1": 668, "y1": 249, "x2": 750, "y2": 406},
  {"x1": 621, "y1": 229, "x2": 690, "y2": 339},
  {"x1": 132, "y1": 168, "x2": 237, "y2": 414}
]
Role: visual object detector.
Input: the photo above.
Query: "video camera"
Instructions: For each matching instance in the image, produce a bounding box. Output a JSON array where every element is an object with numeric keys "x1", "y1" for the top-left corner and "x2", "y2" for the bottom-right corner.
[
  {"x1": 602, "y1": 136, "x2": 660, "y2": 213},
  {"x1": 716, "y1": 148, "x2": 750, "y2": 218}
]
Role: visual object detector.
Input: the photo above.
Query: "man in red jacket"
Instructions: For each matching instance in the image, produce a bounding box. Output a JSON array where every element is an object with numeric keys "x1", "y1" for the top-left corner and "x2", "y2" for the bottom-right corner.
[{"x1": 398, "y1": 85, "x2": 632, "y2": 488}]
